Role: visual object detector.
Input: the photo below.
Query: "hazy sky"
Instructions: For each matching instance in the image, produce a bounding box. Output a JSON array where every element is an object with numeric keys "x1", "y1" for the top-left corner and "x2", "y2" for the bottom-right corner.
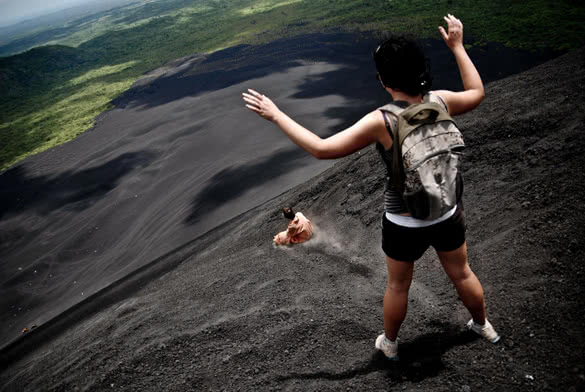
[{"x1": 0, "y1": 0, "x2": 99, "y2": 26}]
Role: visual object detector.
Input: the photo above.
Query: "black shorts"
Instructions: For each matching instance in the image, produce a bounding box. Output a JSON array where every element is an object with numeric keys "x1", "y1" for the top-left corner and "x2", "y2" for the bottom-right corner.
[{"x1": 381, "y1": 207, "x2": 466, "y2": 262}]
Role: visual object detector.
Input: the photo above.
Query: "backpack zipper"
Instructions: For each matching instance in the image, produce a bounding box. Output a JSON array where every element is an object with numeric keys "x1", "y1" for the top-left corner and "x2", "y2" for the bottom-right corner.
[{"x1": 405, "y1": 145, "x2": 465, "y2": 172}]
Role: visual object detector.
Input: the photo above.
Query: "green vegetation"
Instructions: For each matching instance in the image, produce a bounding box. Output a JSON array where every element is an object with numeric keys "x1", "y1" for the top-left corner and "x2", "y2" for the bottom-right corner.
[{"x1": 1, "y1": 0, "x2": 584, "y2": 170}]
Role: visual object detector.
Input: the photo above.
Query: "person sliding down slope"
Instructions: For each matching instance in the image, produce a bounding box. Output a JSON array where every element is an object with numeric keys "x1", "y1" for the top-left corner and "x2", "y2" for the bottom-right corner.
[
  {"x1": 273, "y1": 207, "x2": 313, "y2": 245},
  {"x1": 243, "y1": 14, "x2": 499, "y2": 361}
]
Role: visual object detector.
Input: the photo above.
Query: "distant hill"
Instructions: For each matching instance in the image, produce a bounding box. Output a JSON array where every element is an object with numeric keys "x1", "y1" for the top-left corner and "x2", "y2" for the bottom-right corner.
[
  {"x1": 0, "y1": 45, "x2": 88, "y2": 100},
  {"x1": 0, "y1": 0, "x2": 140, "y2": 55}
]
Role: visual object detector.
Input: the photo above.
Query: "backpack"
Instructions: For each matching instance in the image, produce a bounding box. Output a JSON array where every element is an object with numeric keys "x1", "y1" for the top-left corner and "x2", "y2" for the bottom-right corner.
[{"x1": 379, "y1": 94, "x2": 464, "y2": 220}]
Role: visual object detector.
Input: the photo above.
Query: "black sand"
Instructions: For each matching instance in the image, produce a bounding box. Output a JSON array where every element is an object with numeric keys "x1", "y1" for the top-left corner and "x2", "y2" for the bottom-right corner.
[
  {"x1": 1, "y1": 34, "x2": 583, "y2": 391},
  {"x1": 0, "y1": 33, "x2": 554, "y2": 349}
]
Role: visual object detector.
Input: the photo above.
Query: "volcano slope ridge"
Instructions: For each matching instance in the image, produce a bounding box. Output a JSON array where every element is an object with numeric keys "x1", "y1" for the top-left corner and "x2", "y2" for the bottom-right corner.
[{"x1": 1, "y1": 49, "x2": 584, "y2": 391}]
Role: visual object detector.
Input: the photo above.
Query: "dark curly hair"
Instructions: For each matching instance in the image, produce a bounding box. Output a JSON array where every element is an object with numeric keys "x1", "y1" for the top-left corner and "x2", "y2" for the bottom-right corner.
[
  {"x1": 373, "y1": 35, "x2": 432, "y2": 96},
  {"x1": 282, "y1": 207, "x2": 295, "y2": 220}
]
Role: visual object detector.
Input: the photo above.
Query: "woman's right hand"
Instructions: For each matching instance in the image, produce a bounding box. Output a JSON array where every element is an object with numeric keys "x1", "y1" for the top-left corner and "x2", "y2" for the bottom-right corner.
[
  {"x1": 439, "y1": 14, "x2": 464, "y2": 50},
  {"x1": 242, "y1": 89, "x2": 282, "y2": 122}
]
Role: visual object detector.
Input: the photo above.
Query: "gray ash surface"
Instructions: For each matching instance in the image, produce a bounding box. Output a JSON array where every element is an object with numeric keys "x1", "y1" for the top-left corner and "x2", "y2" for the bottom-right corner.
[{"x1": 1, "y1": 37, "x2": 583, "y2": 391}]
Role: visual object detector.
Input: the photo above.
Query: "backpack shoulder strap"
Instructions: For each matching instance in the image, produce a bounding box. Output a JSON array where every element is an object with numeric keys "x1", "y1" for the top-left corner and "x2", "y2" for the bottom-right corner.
[
  {"x1": 379, "y1": 103, "x2": 403, "y2": 116},
  {"x1": 378, "y1": 104, "x2": 405, "y2": 192},
  {"x1": 378, "y1": 103, "x2": 402, "y2": 137},
  {"x1": 380, "y1": 110, "x2": 395, "y2": 137},
  {"x1": 424, "y1": 92, "x2": 448, "y2": 111}
]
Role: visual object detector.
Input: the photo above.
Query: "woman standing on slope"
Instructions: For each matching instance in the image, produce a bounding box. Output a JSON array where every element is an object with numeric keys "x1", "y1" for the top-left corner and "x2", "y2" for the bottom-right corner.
[{"x1": 242, "y1": 15, "x2": 499, "y2": 360}]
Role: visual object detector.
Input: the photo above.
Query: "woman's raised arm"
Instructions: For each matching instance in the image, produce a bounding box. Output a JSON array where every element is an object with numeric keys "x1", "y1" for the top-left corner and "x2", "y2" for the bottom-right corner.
[
  {"x1": 434, "y1": 14, "x2": 484, "y2": 116},
  {"x1": 242, "y1": 89, "x2": 386, "y2": 159}
]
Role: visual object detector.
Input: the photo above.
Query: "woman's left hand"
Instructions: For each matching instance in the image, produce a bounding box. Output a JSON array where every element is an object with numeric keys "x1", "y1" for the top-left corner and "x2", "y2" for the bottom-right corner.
[
  {"x1": 439, "y1": 14, "x2": 464, "y2": 50},
  {"x1": 242, "y1": 89, "x2": 281, "y2": 122}
]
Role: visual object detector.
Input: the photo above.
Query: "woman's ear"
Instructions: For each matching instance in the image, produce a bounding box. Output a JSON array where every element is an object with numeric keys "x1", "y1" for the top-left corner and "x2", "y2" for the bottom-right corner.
[{"x1": 378, "y1": 75, "x2": 387, "y2": 90}]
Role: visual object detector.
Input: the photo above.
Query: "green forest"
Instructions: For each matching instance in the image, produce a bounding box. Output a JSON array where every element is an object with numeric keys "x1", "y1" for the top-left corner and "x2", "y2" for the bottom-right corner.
[{"x1": 1, "y1": 0, "x2": 584, "y2": 170}]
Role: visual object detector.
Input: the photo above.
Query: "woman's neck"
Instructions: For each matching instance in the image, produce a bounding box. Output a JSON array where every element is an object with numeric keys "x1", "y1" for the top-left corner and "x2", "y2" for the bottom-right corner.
[{"x1": 390, "y1": 90, "x2": 423, "y2": 104}]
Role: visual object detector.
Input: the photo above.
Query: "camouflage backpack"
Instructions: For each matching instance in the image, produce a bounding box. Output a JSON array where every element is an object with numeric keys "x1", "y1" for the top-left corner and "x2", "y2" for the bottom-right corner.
[{"x1": 379, "y1": 94, "x2": 464, "y2": 220}]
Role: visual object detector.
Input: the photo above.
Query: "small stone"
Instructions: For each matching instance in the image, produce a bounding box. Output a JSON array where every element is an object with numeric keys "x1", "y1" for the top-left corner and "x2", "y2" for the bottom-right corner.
[{"x1": 461, "y1": 385, "x2": 471, "y2": 392}]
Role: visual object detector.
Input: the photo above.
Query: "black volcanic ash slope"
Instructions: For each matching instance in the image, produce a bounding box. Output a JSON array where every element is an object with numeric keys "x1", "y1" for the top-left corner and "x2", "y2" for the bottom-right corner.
[{"x1": 1, "y1": 49, "x2": 584, "y2": 392}]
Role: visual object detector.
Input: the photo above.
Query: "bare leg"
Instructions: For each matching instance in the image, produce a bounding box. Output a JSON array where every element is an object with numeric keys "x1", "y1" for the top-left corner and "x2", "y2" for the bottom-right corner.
[
  {"x1": 437, "y1": 242, "x2": 486, "y2": 324},
  {"x1": 383, "y1": 256, "x2": 414, "y2": 341}
]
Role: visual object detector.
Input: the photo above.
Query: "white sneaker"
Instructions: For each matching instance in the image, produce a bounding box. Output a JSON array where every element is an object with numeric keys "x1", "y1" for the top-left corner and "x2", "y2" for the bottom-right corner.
[
  {"x1": 467, "y1": 319, "x2": 501, "y2": 343},
  {"x1": 375, "y1": 333, "x2": 399, "y2": 360}
]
